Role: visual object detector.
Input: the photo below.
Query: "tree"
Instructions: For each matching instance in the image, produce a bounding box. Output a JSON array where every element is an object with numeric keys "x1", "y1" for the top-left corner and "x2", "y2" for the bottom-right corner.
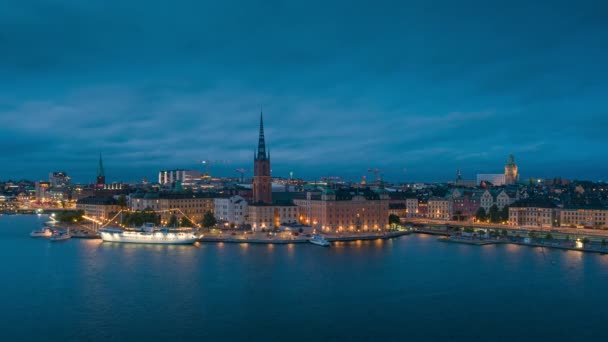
[
  {"x1": 528, "y1": 231, "x2": 537, "y2": 240},
  {"x1": 477, "y1": 229, "x2": 486, "y2": 238},
  {"x1": 180, "y1": 216, "x2": 193, "y2": 227},
  {"x1": 500, "y1": 206, "x2": 509, "y2": 222},
  {"x1": 475, "y1": 207, "x2": 487, "y2": 222},
  {"x1": 388, "y1": 214, "x2": 400, "y2": 225},
  {"x1": 123, "y1": 209, "x2": 159, "y2": 227},
  {"x1": 202, "y1": 211, "x2": 217, "y2": 228},
  {"x1": 545, "y1": 233, "x2": 553, "y2": 240},
  {"x1": 582, "y1": 237, "x2": 590, "y2": 246},
  {"x1": 117, "y1": 194, "x2": 127, "y2": 208},
  {"x1": 56, "y1": 210, "x2": 84, "y2": 223},
  {"x1": 489, "y1": 205, "x2": 500, "y2": 223},
  {"x1": 167, "y1": 215, "x2": 179, "y2": 227},
  {"x1": 501, "y1": 229, "x2": 508, "y2": 237},
  {"x1": 453, "y1": 211, "x2": 463, "y2": 222}
]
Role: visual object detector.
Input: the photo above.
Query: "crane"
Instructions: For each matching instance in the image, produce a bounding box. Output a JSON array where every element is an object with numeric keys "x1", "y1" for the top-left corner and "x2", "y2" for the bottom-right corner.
[
  {"x1": 367, "y1": 169, "x2": 383, "y2": 183},
  {"x1": 199, "y1": 159, "x2": 231, "y2": 178},
  {"x1": 234, "y1": 168, "x2": 251, "y2": 183},
  {"x1": 367, "y1": 168, "x2": 407, "y2": 183}
]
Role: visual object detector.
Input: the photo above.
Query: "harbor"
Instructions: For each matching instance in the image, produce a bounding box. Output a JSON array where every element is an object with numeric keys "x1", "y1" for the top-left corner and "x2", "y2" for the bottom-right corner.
[
  {"x1": 24, "y1": 214, "x2": 608, "y2": 254},
  {"x1": 198, "y1": 229, "x2": 411, "y2": 244},
  {"x1": 4, "y1": 214, "x2": 608, "y2": 342}
]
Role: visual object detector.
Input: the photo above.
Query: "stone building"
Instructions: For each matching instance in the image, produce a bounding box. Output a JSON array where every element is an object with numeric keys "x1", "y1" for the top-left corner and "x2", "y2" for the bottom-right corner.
[{"x1": 293, "y1": 188, "x2": 390, "y2": 233}]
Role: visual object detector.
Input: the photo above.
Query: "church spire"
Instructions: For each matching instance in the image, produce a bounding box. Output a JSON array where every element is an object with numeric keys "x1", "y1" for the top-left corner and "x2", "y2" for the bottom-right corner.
[
  {"x1": 507, "y1": 154, "x2": 516, "y2": 167},
  {"x1": 256, "y1": 110, "x2": 267, "y2": 160},
  {"x1": 98, "y1": 153, "x2": 105, "y2": 178},
  {"x1": 96, "y1": 152, "x2": 106, "y2": 187}
]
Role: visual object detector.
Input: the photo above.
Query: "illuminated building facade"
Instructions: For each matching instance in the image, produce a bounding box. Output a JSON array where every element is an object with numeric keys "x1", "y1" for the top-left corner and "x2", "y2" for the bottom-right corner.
[
  {"x1": 293, "y1": 188, "x2": 390, "y2": 232},
  {"x1": 214, "y1": 195, "x2": 249, "y2": 226},
  {"x1": 76, "y1": 196, "x2": 120, "y2": 223},
  {"x1": 428, "y1": 198, "x2": 452, "y2": 220},
  {"x1": 560, "y1": 208, "x2": 608, "y2": 229},
  {"x1": 508, "y1": 200, "x2": 557, "y2": 228},
  {"x1": 129, "y1": 191, "x2": 215, "y2": 225},
  {"x1": 504, "y1": 154, "x2": 519, "y2": 185}
]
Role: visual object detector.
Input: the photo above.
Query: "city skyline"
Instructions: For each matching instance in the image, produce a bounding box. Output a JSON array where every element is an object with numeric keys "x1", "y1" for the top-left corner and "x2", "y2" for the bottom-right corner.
[{"x1": 1, "y1": 1, "x2": 607, "y2": 182}]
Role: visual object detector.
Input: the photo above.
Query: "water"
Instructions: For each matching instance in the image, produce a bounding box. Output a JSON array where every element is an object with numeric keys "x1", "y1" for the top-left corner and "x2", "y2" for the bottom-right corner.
[{"x1": 1, "y1": 215, "x2": 607, "y2": 341}]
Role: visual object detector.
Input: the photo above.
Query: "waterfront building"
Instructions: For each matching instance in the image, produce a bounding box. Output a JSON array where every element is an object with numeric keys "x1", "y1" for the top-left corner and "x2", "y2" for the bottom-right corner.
[
  {"x1": 293, "y1": 188, "x2": 390, "y2": 232},
  {"x1": 388, "y1": 192, "x2": 417, "y2": 218},
  {"x1": 452, "y1": 191, "x2": 481, "y2": 220},
  {"x1": 428, "y1": 197, "x2": 452, "y2": 220},
  {"x1": 480, "y1": 190, "x2": 495, "y2": 212},
  {"x1": 559, "y1": 208, "x2": 608, "y2": 229},
  {"x1": 508, "y1": 199, "x2": 557, "y2": 228},
  {"x1": 247, "y1": 204, "x2": 298, "y2": 230},
  {"x1": 406, "y1": 198, "x2": 419, "y2": 217},
  {"x1": 214, "y1": 195, "x2": 249, "y2": 226},
  {"x1": 76, "y1": 196, "x2": 120, "y2": 223},
  {"x1": 388, "y1": 202, "x2": 406, "y2": 217},
  {"x1": 417, "y1": 199, "x2": 428, "y2": 217},
  {"x1": 129, "y1": 191, "x2": 215, "y2": 225},
  {"x1": 504, "y1": 154, "x2": 519, "y2": 185}
]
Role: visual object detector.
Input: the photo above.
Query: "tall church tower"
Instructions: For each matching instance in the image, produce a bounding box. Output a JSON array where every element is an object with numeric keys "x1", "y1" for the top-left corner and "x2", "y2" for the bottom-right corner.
[
  {"x1": 253, "y1": 112, "x2": 272, "y2": 204},
  {"x1": 96, "y1": 153, "x2": 106, "y2": 188},
  {"x1": 504, "y1": 154, "x2": 519, "y2": 185}
]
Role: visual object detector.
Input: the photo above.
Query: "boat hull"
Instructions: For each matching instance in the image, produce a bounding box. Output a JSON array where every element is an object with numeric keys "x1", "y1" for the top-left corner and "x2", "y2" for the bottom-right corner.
[
  {"x1": 30, "y1": 231, "x2": 53, "y2": 238},
  {"x1": 50, "y1": 235, "x2": 71, "y2": 242},
  {"x1": 309, "y1": 240, "x2": 330, "y2": 247},
  {"x1": 99, "y1": 230, "x2": 199, "y2": 245}
]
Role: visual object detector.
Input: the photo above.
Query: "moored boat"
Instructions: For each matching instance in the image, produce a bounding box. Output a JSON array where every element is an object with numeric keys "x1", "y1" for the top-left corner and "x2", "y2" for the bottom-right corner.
[
  {"x1": 309, "y1": 234, "x2": 331, "y2": 247},
  {"x1": 50, "y1": 228, "x2": 71, "y2": 242},
  {"x1": 99, "y1": 223, "x2": 201, "y2": 245},
  {"x1": 30, "y1": 227, "x2": 53, "y2": 238}
]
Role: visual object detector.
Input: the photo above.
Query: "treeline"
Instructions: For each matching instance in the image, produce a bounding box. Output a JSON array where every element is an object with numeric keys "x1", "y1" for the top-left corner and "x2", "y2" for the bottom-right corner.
[
  {"x1": 122, "y1": 210, "x2": 160, "y2": 227},
  {"x1": 475, "y1": 205, "x2": 509, "y2": 223},
  {"x1": 56, "y1": 210, "x2": 85, "y2": 223}
]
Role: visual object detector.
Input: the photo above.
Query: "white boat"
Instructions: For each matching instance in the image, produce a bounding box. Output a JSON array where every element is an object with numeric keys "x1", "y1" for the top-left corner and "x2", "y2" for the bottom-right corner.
[
  {"x1": 30, "y1": 227, "x2": 53, "y2": 238},
  {"x1": 50, "y1": 228, "x2": 71, "y2": 242},
  {"x1": 309, "y1": 234, "x2": 331, "y2": 247},
  {"x1": 99, "y1": 223, "x2": 201, "y2": 245}
]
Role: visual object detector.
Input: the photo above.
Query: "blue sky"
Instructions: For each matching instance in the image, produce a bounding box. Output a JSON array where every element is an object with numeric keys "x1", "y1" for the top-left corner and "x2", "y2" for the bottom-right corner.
[{"x1": 0, "y1": 0, "x2": 607, "y2": 183}]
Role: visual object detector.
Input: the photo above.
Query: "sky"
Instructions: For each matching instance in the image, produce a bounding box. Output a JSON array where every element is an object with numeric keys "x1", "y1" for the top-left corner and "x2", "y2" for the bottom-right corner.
[{"x1": 0, "y1": 0, "x2": 607, "y2": 183}]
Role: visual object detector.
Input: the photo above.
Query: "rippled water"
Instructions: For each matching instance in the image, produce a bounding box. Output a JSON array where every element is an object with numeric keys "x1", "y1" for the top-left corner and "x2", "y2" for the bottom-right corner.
[{"x1": 1, "y1": 215, "x2": 607, "y2": 341}]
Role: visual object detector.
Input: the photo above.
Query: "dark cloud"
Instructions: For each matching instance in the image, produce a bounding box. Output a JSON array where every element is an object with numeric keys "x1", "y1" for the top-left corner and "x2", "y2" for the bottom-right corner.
[{"x1": 0, "y1": 0, "x2": 607, "y2": 182}]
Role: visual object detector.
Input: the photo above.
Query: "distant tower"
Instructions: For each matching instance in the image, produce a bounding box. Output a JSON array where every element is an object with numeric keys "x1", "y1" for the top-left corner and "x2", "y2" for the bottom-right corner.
[
  {"x1": 96, "y1": 153, "x2": 106, "y2": 188},
  {"x1": 504, "y1": 154, "x2": 519, "y2": 185},
  {"x1": 253, "y1": 111, "x2": 272, "y2": 204},
  {"x1": 456, "y1": 169, "x2": 463, "y2": 183}
]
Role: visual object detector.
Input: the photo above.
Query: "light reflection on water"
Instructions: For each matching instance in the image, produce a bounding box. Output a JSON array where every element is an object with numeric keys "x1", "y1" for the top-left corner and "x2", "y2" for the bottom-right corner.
[{"x1": 3, "y1": 215, "x2": 608, "y2": 341}]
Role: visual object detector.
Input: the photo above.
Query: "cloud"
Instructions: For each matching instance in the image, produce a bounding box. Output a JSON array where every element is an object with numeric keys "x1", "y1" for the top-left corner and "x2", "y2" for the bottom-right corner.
[{"x1": 0, "y1": 0, "x2": 607, "y2": 182}]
